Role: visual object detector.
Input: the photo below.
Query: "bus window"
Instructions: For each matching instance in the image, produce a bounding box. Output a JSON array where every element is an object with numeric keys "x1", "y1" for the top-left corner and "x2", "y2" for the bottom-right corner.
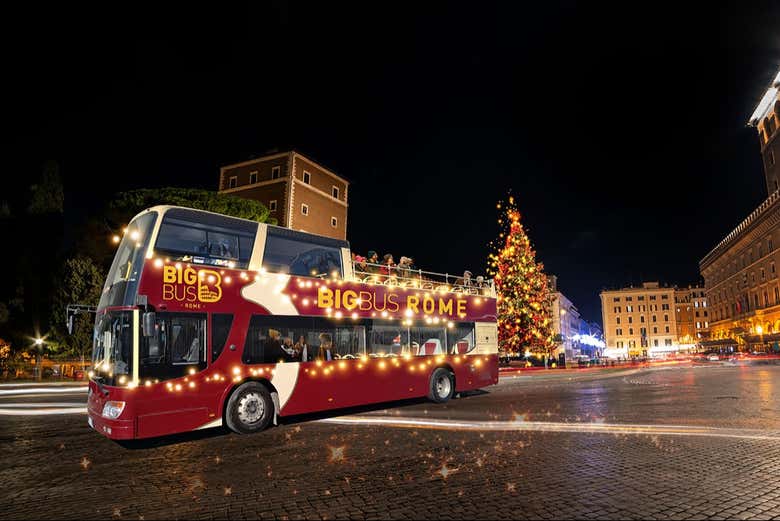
[
  {"x1": 410, "y1": 326, "x2": 446, "y2": 356},
  {"x1": 140, "y1": 313, "x2": 206, "y2": 381},
  {"x1": 211, "y1": 314, "x2": 234, "y2": 362},
  {"x1": 368, "y1": 324, "x2": 409, "y2": 356},
  {"x1": 243, "y1": 316, "x2": 366, "y2": 363},
  {"x1": 263, "y1": 227, "x2": 345, "y2": 278},
  {"x1": 447, "y1": 323, "x2": 476, "y2": 354},
  {"x1": 154, "y1": 208, "x2": 256, "y2": 269}
]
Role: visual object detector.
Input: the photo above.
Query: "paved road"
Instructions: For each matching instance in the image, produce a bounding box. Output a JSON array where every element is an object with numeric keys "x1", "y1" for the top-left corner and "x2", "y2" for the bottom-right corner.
[{"x1": 2, "y1": 364, "x2": 780, "y2": 520}]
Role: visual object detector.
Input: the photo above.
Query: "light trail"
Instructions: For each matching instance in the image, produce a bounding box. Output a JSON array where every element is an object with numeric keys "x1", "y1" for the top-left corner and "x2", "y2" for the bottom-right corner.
[
  {"x1": 0, "y1": 387, "x2": 88, "y2": 396},
  {"x1": 0, "y1": 407, "x2": 87, "y2": 416},
  {"x1": 318, "y1": 416, "x2": 780, "y2": 442},
  {"x1": 0, "y1": 402, "x2": 86, "y2": 408}
]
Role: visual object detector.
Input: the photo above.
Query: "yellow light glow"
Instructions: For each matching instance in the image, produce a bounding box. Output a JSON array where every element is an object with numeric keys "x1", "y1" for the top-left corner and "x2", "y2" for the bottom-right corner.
[
  {"x1": 154, "y1": 258, "x2": 163, "y2": 268},
  {"x1": 174, "y1": 383, "x2": 182, "y2": 391},
  {"x1": 145, "y1": 380, "x2": 152, "y2": 387},
  {"x1": 378, "y1": 361, "x2": 386, "y2": 369},
  {"x1": 112, "y1": 235, "x2": 121, "y2": 244},
  {"x1": 232, "y1": 367, "x2": 241, "y2": 375}
]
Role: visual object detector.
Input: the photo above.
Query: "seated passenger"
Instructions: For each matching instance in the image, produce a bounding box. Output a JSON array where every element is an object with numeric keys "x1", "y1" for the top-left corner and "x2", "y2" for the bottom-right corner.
[
  {"x1": 397, "y1": 256, "x2": 413, "y2": 281},
  {"x1": 265, "y1": 329, "x2": 290, "y2": 363},
  {"x1": 184, "y1": 336, "x2": 201, "y2": 363}
]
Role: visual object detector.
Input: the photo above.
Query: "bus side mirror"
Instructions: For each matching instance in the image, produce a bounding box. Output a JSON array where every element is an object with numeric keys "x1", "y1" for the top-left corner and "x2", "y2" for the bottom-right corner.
[{"x1": 142, "y1": 312, "x2": 157, "y2": 337}]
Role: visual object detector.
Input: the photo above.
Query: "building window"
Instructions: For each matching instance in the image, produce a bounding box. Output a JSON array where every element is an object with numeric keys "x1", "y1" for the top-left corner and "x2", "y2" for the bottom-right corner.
[
  {"x1": 616, "y1": 317, "x2": 621, "y2": 324},
  {"x1": 613, "y1": 297, "x2": 620, "y2": 302},
  {"x1": 764, "y1": 292, "x2": 769, "y2": 307},
  {"x1": 696, "y1": 322, "x2": 701, "y2": 328},
  {"x1": 665, "y1": 326, "x2": 669, "y2": 333},
  {"x1": 654, "y1": 339, "x2": 659, "y2": 347},
  {"x1": 662, "y1": 303, "x2": 670, "y2": 310},
  {"x1": 754, "y1": 294, "x2": 759, "y2": 309},
  {"x1": 272, "y1": 166, "x2": 281, "y2": 179},
  {"x1": 650, "y1": 296, "x2": 656, "y2": 301},
  {"x1": 638, "y1": 296, "x2": 645, "y2": 301},
  {"x1": 303, "y1": 171, "x2": 311, "y2": 184},
  {"x1": 249, "y1": 171, "x2": 258, "y2": 184},
  {"x1": 652, "y1": 315, "x2": 657, "y2": 322},
  {"x1": 331, "y1": 216, "x2": 338, "y2": 228},
  {"x1": 665, "y1": 339, "x2": 672, "y2": 346},
  {"x1": 664, "y1": 314, "x2": 669, "y2": 322},
  {"x1": 775, "y1": 287, "x2": 779, "y2": 305},
  {"x1": 626, "y1": 305, "x2": 633, "y2": 312},
  {"x1": 629, "y1": 328, "x2": 634, "y2": 335},
  {"x1": 616, "y1": 328, "x2": 622, "y2": 336},
  {"x1": 770, "y1": 238, "x2": 774, "y2": 253},
  {"x1": 229, "y1": 176, "x2": 237, "y2": 189},
  {"x1": 628, "y1": 316, "x2": 633, "y2": 324},
  {"x1": 772, "y1": 262, "x2": 776, "y2": 275},
  {"x1": 625, "y1": 296, "x2": 632, "y2": 301},
  {"x1": 640, "y1": 315, "x2": 645, "y2": 323},
  {"x1": 332, "y1": 186, "x2": 340, "y2": 199},
  {"x1": 661, "y1": 294, "x2": 668, "y2": 300},
  {"x1": 301, "y1": 203, "x2": 309, "y2": 216},
  {"x1": 269, "y1": 200, "x2": 277, "y2": 212}
]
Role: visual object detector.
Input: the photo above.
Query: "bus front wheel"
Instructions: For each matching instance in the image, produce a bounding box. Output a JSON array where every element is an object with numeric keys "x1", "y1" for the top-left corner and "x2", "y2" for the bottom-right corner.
[
  {"x1": 225, "y1": 382, "x2": 274, "y2": 434},
  {"x1": 428, "y1": 367, "x2": 455, "y2": 403}
]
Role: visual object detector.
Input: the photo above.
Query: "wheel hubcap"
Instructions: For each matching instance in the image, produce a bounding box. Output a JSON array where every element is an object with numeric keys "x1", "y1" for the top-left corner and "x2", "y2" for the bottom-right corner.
[
  {"x1": 436, "y1": 375, "x2": 451, "y2": 398},
  {"x1": 238, "y1": 392, "x2": 265, "y2": 424}
]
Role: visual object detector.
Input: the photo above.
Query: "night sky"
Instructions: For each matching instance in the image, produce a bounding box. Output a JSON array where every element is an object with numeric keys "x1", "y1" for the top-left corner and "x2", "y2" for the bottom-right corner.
[{"x1": 5, "y1": 2, "x2": 780, "y2": 323}]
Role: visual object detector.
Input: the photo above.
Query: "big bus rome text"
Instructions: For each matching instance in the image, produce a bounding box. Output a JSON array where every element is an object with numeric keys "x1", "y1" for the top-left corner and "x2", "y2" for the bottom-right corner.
[{"x1": 88, "y1": 206, "x2": 498, "y2": 439}]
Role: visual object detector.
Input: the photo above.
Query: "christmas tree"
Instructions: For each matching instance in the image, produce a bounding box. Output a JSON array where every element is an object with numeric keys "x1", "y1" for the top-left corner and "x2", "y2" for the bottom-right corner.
[{"x1": 487, "y1": 196, "x2": 553, "y2": 357}]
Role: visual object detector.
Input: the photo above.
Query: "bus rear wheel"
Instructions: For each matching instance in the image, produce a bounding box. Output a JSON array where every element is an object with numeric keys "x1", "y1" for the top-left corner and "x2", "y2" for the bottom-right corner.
[
  {"x1": 225, "y1": 382, "x2": 273, "y2": 434},
  {"x1": 428, "y1": 367, "x2": 455, "y2": 403}
]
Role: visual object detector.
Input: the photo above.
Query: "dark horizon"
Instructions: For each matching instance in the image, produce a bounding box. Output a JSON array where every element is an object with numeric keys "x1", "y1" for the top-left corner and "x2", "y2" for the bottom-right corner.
[{"x1": 4, "y1": 3, "x2": 780, "y2": 323}]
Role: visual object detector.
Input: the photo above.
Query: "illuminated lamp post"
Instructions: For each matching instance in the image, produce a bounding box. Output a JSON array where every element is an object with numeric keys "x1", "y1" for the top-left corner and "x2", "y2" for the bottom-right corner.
[{"x1": 33, "y1": 337, "x2": 44, "y2": 381}]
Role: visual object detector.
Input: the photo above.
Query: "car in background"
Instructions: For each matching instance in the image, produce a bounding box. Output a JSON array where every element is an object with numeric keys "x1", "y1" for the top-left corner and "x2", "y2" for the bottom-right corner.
[{"x1": 707, "y1": 354, "x2": 720, "y2": 361}]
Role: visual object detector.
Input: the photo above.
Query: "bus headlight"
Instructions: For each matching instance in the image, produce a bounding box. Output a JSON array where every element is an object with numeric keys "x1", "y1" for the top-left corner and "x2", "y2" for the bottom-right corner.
[{"x1": 101, "y1": 401, "x2": 126, "y2": 419}]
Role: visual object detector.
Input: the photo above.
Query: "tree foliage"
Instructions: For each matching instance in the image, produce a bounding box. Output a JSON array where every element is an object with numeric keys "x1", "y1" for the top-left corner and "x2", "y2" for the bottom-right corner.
[
  {"x1": 48, "y1": 257, "x2": 105, "y2": 360},
  {"x1": 487, "y1": 196, "x2": 554, "y2": 355},
  {"x1": 107, "y1": 187, "x2": 277, "y2": 228},
  {"x1": 28, "y1": 160, "x2": 64, "y2": 215}
]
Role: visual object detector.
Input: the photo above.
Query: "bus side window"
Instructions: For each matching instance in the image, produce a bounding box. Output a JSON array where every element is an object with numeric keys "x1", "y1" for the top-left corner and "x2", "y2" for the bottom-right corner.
[{"x1": 212, "y1": 314, "x2": 234, "y2": 362}]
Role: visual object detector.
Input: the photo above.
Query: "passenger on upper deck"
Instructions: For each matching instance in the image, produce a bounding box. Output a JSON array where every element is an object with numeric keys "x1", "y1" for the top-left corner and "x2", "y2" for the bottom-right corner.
[
  {"x1": 397, "y1": 256, "x2": 414, "y2": 281},
  {"x1": 380, "y1": 254, "x2": 396, "y2": 282}
]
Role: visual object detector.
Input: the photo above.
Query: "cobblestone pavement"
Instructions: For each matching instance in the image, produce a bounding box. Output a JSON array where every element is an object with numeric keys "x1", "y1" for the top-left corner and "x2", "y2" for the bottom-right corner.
[{"x1": 2, "y1": 365, "x2": 780, "y2": 520}]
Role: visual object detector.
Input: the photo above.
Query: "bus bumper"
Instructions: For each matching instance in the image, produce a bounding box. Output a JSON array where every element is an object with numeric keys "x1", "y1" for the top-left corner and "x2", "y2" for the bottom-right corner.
[{"x1": 87, "y1": 412, "x2": 135, "y2": 440}]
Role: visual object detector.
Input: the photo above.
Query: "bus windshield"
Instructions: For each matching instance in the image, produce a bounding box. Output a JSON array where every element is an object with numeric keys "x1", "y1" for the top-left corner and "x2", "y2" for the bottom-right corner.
[
  {"x1": 98, "y1": 212, "x2": 158, "y2": 309},
  {"x1": 92, "y1": 310, "x2": 133, "y2": 386}
]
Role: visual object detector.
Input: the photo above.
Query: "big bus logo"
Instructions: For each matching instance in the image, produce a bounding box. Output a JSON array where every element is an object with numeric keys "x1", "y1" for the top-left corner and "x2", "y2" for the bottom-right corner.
[{"x1": 162, "y1": 266, "x2": 222, "y2": 304}]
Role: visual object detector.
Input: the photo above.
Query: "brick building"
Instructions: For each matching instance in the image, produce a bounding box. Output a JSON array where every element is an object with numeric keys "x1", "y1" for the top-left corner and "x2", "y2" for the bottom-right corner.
[{"x1": 218, "y1": 150, "x2": 349, "y2": 240}]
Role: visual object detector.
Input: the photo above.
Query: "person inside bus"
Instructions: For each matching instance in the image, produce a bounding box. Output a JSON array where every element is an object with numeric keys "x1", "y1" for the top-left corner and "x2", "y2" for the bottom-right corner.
[
  {"x1": 295, "y1": 336, "x2": 310, "y2": 362},
  {"x1": 265, "y1": 329, "x2": 289, "y2": 363},
  {"x1": 316, "y1": 332, "x2": 334, "y2": 361},
  {"x1": 280, "y1": 336, "x2": 295, "y2": 357}
]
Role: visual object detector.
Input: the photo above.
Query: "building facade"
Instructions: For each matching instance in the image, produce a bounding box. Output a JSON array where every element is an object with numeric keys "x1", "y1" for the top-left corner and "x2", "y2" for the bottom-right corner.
[
  {"x1": 700, "y1": 69, "x2": 780, "y2": 353},
  {"x1": 218, "y1": 150, "x2": 349, "y2": 240},
  {"x1": 600, "y1": 282, "x2": 679, "y2": 357},
  {"x1": 674, "y1": 286, "x2": 708, "y2": 347}
]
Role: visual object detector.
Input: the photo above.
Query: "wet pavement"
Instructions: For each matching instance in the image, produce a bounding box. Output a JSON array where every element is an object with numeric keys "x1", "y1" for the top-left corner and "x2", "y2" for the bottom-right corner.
[{"x1": 2, "y1": 364, "x2": 780, "y2": 520}]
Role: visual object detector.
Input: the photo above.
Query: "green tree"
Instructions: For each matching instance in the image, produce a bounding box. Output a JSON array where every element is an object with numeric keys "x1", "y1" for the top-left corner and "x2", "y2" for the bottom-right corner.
[
  {"x1": 107, "y1": 187, "x2": 277, "y2": 228},
  {"x1": 487, "y1": 196, "x2": 554, "y2": 357},
  {"x1": 48, "y1": 257, "x2": 105, "y2": 367},
  {"x1": 28, "y1": 160, "x2": 64, "y2": 214}
]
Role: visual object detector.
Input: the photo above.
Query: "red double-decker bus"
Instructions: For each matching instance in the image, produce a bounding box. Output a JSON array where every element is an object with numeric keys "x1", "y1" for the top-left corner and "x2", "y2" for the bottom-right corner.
[{"x1": 87, "y1": 206, "x2": 498, "y2": 439}]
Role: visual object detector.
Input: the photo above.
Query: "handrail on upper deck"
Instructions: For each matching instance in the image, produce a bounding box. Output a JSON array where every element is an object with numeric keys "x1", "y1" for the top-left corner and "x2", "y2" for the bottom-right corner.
[{"x1": 348, "y1": 261, "x2": 496, "y2": 298}]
